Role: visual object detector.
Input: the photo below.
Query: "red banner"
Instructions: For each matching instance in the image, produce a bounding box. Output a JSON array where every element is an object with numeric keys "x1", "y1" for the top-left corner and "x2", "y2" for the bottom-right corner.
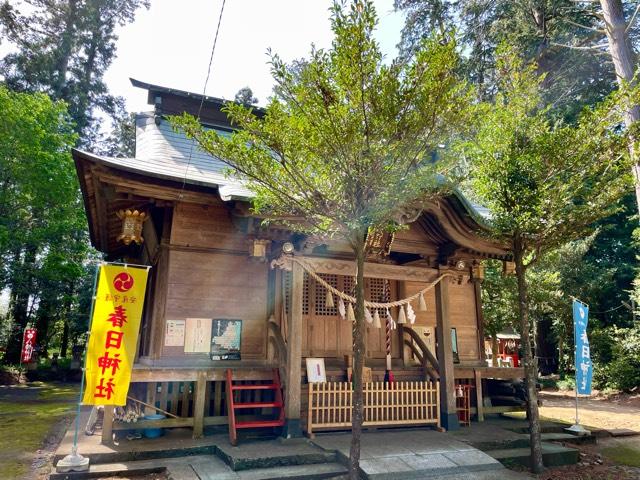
[{"x1": 21, "y1": 328, "x2": 37, "y2": 363}]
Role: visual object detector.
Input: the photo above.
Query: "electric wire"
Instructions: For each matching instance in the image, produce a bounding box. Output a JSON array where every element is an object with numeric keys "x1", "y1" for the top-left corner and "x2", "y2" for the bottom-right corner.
[{"x1": 180, "y1": 0, "x2": 227, "y2": 196}]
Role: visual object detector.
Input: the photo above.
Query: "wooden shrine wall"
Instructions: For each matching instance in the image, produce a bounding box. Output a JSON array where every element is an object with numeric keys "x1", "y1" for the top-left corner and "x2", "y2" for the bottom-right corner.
[
  {"x1": 404, "y1": 280, "x2": 480, "y2": 362},
  {"x1": 160, "y1": 202, "x2": 269, "y2": 359}
]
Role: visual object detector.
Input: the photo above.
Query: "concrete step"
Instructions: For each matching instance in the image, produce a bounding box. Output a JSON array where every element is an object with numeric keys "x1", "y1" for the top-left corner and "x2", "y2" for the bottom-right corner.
[
  {"x1": 50, "y1": 455, "x2": 348, "y2": 480},
  {"x1": 49, "y1": 457, "x2": 167, "y2": 479},
  {"x1": 216, "y1": 437, "x2": 337, "y2": 471},
  {"x1": 191, "y1": 460, "x2": 347, "y2": 480},
  {"x1": 487, "y1": 442, "x2": 580, "y2": 469}
]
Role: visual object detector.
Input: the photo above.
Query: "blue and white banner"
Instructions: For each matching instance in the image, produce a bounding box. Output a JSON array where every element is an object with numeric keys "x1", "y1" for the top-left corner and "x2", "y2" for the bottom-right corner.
[{"x1": 573, "y1": 300, "x2": 592, "y2": 395}]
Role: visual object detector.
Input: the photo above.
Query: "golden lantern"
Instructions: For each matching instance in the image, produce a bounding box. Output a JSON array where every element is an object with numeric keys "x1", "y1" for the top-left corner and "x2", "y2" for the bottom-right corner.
[
  {"x1": 502, "y1": 261, "x2": 516, "y2": 276},
  {"x1": 472, "y1": 262, "x2": 485, "y2": 281},
  {"x1": 116, "y1": 209, "x2": 147, "y2": 245}
]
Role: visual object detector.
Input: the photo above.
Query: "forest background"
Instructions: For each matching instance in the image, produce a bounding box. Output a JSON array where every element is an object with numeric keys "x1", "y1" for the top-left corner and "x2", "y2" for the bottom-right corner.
[{"x1": 0, "y1": 0, "x2": 638, "y2": 391}]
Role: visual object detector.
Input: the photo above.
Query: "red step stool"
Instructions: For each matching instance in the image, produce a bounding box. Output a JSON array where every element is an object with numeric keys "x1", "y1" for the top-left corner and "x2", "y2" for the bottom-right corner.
[{"x1": 225, "y1": 368, "x2": 285, "y2": 445}]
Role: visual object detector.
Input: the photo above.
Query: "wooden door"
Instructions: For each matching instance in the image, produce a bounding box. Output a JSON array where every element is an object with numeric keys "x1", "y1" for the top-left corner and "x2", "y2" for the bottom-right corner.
[{"x1": 289, "y1": 272, "x2": 399, "y2": 359}]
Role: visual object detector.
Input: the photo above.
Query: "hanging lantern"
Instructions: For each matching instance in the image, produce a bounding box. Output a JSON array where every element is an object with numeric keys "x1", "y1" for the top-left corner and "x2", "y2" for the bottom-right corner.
[
  {"x1": 116, "y1": 209, "x2": 147, "y2": 245},
  {"x1": 347, "y1": 302, "x2": 356, "y2": 322},
  {"x1": 418, "y1": 291, "x2": 427, "y2": 311},
  {"x1": 456, "y1": 384, "x2": 464, "y2": 398},
  {"x1": 338, "y1": 298, "x2": 346, "y2": 319},
  {"x1": 503, "y1": 261, "x2": 516, "y2": 276},
  {"x1": 472, "y1": 262, "x2": 485, "y2": 281},
  {"x1": 406, "y1": 303, "x2": 416, "y2": 324},
  {"x1": 373, "y1": 310, "x2": 382, "y2": 328},
  {"x1": 365, "y1": 308, "x2": 373, "y2": 324},
  {"x1": 326, "y1": 289, "x2": 335, "y2": 308}
]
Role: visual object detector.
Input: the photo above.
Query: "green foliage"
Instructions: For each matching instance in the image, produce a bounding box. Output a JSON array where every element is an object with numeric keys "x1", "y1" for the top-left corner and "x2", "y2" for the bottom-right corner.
[
  {"x1": 395, "y1": 0, "x2": 616, "y2": 118},
  {"x1": 481, "y1": 260, "x2": 518, "y2": 337},
  {"x1": 463, "y1": 48, "x2": 633, "y2": 258},
  {"x1": 0, "y1": 0, "x2": 149, "y2": 146},
  {"x1": 173, "y1": 1, "x2": 474, "y2": 240},
  {"x1": 234, "y1": 87, "x2": 259, "y2": 107},
  {"x1": 592, "y1": 325, "x2": 640, "y2": 391},
  {"x1": 0, "y1": 85, "x2": 95, "y2": 362}
]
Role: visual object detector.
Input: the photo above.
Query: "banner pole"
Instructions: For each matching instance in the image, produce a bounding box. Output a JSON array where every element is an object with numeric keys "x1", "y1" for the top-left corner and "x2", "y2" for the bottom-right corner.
[
  {"x1": 56, "y1": 264, "x2": 101, "y2": 473},
  {"x1": 566, "y1": 298, "x2": 590, "y2": 436}
]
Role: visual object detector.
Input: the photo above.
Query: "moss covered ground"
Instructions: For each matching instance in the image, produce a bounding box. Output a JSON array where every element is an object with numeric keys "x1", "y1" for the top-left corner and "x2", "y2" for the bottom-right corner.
[{"x1": 0, "y1": 382, "x2": 78, "y2": 479}]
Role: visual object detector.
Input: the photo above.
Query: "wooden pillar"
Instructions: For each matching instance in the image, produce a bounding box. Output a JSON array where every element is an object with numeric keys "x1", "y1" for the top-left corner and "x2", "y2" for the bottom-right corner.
[
  {"x1": 473, "y1": 279, "x2": 486, "y2": 362},
  {"x1": 148, "y1": 244, "x2": 169, "y2": 359},
  {"x1": 192, "y1": 370, "x2": 207, "y2": 439},
  {"x1": 474, "y1": 368, "x2": 484, "y2": 422},
  {"x1": 435, "y1": 276, "x2": 459, "y2": 430},
  {"x1": 283, "y1": 259, "x2": 303, "y2": 438},
  {"x1": 101, "y1": 405, "x2": 114, "y2": 444}
]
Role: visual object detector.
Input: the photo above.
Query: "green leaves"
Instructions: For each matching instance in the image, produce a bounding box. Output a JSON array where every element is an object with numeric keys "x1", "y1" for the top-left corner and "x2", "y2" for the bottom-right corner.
[
  {"x1": 173, "y1": 0, "x2": 473, "y2": 242},
  {"x1": 462, "y1": 47, "x2": 634, "y2": 259}
]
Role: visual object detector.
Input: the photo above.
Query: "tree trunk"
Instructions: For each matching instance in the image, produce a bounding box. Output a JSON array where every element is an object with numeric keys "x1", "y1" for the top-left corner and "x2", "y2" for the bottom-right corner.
[
  {"x1": 5, "y1": 246, "x2": 37, "y2": 363},
  {"x1": 348, "y1": 232, "x2": 367, "y2": 479},
  {"x1": 53, "y1": 0, "x2": 79, "y2": 100},
  {"x1": 491, "y1": 334, "x2": 499, "y2": 367},
  {"x1": 599, "y1": 0, "x2": 640, "y2": 214},
  {"x1": 513, "y1": 238, "x2": 544, "y2": 473}
]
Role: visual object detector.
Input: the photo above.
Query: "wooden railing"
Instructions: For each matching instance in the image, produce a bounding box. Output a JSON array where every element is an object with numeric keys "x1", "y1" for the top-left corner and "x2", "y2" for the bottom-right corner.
[
  {"x1": 403, "y1": 328, "x2": 439, "y2": 380},
  {"x1": 102, "y1": 368, "x2": 275, "y2": 443},
  {"x1": 307, "y1": 381, "x2": 440, "y2": 437}
]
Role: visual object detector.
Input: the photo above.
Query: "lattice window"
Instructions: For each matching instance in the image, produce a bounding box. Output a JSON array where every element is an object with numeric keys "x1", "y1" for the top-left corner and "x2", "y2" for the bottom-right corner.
[
  {"x1": 368, "y1": 277, "x2": 390, "y2": 316},
  {"x1": 284, "y1": 271, "x2": 310, "y2": 315},
  {"x1": 343, "y1": 276, "x2": 355, "y2": 298},
  {"x1": 315, "y1": 274, "x2": 338, "y2": 316}
]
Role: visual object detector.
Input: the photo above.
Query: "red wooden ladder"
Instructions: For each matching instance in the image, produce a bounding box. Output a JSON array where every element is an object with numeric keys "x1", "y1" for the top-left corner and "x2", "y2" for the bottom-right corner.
[{"x1": 225, "y1": 368, "x2": 285, "y2": 445}]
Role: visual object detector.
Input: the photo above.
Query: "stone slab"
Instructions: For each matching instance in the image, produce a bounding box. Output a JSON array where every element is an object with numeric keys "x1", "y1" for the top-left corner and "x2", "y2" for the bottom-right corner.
[
  {"x1": 488, "y1": 442, "x2": 580, "y2": 469},
  {"x1": 216, "y1": 437, "x2": 336, "y2": 470}
]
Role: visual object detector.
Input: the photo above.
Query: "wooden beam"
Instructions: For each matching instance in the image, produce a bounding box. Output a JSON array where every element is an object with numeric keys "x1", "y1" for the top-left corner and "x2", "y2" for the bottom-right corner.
[
  {"x1": 283, "y1": 258, "x2": 303, "y2": 437},
  {"x1": 192, "y1": 370, "x2": 207, "y2": 439},
  {"x1": 435, "y1": 276, "x2": 458, "y2": 430},
  {"x1": 300, "y1": 255, "x2": 441, "y2": 282}
]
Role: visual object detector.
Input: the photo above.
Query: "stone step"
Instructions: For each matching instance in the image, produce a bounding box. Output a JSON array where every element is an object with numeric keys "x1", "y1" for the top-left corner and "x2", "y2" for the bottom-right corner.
[
  {"x1": 50, "y1": 455, "x2": 348, "y2": 480},
  {"x1": 487, "y1": 442, "x2": 580, "y2": 469},
  {"x1": 49, "y1": 458, "x2": 168, "y2": 480},
  {"x1": 216, "y1": 438, "x2": 338, "y2": 471},
  {"x1": 191, "y1": 460, "x2": 348, "y2": 480}
]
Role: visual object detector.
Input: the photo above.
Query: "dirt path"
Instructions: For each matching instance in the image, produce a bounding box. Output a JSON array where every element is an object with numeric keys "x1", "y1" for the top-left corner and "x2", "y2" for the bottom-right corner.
[{"x1": 538, "y1": 391, "x2": 640, "y2": 432}]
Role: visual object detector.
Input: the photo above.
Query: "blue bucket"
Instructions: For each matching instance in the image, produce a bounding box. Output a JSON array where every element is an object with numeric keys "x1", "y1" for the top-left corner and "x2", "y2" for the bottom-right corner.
[{"x1": 143, "y1": 413, "x2": 166, "y2": 438}]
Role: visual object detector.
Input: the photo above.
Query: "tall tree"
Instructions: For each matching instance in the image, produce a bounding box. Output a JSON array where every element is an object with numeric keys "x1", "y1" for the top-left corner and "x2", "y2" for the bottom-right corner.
[
  {"x1": 234, "y1": 86, "x2": 258, "y2": 107},
  {"x1": 395, "y1": 1, "x2": 616, "y2": 118},
  {"x1": 598, "y1": 0, "x2": 640, "y2": 215},
  {"x1": 462, "y1": 48, "x2": 635, "y2": 472},
  {"x1": 0, "y1": 0, "x2": 149, "y2": 145},
  {"x1": 174, "y1": 2, "x2": 473, "y2": 476},
  {"x1": 0, "y1": 85, "x2": 83, "y2": 363}
]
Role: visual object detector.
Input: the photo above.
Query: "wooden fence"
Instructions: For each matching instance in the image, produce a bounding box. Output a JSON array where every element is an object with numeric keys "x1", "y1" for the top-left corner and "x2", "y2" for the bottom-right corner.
[{"x1": 307, "y1": 381, "x2": 440, "y2": 436}]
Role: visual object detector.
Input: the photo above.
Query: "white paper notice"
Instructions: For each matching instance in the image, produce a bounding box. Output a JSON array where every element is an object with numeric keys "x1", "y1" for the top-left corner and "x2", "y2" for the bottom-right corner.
[
  {"x1": 164, "y1": 319, "x2": 185, "y2": 347},
  {"x1": 184, "y1": 318, "x2": 212, "y2": 353}
]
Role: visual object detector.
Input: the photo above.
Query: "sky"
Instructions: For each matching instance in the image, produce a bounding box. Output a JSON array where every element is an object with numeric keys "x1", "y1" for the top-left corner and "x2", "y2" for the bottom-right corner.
[{"x1": 105, "y1": 0, "x2": 405, "y2": 113}]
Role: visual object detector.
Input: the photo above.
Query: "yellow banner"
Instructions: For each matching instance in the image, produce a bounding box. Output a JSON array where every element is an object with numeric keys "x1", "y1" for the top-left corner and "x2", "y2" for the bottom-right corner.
[{"x1": 83, "y1": 264, "x2": 150, "y2": 406}]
